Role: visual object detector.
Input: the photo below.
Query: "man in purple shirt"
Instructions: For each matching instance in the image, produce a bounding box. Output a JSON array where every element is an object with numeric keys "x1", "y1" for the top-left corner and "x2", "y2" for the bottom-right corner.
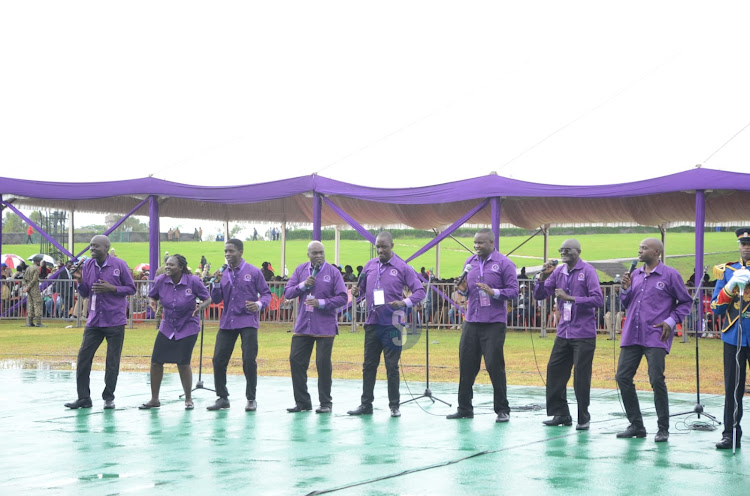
[
  {"x1": 64, "y1": 235, "x2": 136, "y2": 410},
  {"x1": 206, "y1": 239, "x2": 272, "y2": 411},
  {"x1": 347, "y1": 232, "x2": 426, "y2": 418},
  {"x1": 615, "y1": 238, "x2": 692, "y2": 442},
  {"x1": 284, "y1": 241, "x2": 348, "y2": 413},
  {"x1": 447, "y1": 228, "x2": 519, "y2": 423},
  {"x1": 533, "y1": 239, "x2": 603, "y2": 430}
]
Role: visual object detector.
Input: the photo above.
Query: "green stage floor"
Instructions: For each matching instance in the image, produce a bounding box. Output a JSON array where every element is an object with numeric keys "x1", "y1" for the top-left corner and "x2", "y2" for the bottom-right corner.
[{"x1": 0, "y1": 366, "x2": 747, "y2": 495}]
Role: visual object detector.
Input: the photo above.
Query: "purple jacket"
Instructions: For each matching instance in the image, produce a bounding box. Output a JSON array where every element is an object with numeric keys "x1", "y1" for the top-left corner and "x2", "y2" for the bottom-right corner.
[
  {"x1": 359, "y1": 255, "x2": 426, "y2": 326},
  {"x1": 210, "y1": 259, "x2": 272, "y2": 330},
  {"x1": 284, "y1": 261, "x2": 348, "y2": 336},
  {"x1": 77, "y1": 256, "x2": 136, "y2": 327},
  {"x1": 462, "y1": 251, "x2": 518, "y2": 324},
  {"x1": 149, "y1": 273, "x2": 210, "y2": 340},
  {"x1": 533, "y1": 259, "x2": 603, "y2": 339},
  {"x1": 620, "y1": 261, "x2": 692, "y2": 352}
]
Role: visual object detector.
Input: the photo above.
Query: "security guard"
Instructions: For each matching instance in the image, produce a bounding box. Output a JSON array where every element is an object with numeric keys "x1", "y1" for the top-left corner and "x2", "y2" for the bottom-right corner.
[{"x1": 710, "y1": 227, "x2": 750, "y2": 449}]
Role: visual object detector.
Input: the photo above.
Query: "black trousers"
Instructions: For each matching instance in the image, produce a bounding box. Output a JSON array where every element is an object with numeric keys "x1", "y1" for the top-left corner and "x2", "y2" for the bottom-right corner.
[
  {"x1": 615, "y1": 345, "x2": 669, "y2": 431},
  {"x1": 75, "y1": 325, "x2": 125, "y2": 401},
  {"x1": 722, "y1": 342, "x2": 750, "y2": 440},
  {"x1": 361, "y1": 324, "x2": 401, "y2": 409},
  {"x1": 546, "y1": 336, "x2": 596, "y2": 422},
  {"x1": 457, "y1": 322, "x2": 509, "y2": 415},
  {"x1": 212, "y1": 327, "x2": 258, "y2": 400},
  {"x1": 289, "y1": 335, "x2": 335, "y2": 408}
]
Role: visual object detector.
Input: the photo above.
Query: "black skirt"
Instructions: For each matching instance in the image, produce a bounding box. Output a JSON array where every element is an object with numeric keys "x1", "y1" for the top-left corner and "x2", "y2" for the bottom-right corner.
[{"x1": 151, "y1": 331, "x2": 198, "y2": 365}]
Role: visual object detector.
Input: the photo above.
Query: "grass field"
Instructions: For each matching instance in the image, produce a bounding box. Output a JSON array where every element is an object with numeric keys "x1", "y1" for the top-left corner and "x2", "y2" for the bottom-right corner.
[
  {"x1": 1, "y1": 231, "x2": 742, "y2": 280},
  {"x1": 0, "y1": 320, "x2": 726, "y2": 396}
]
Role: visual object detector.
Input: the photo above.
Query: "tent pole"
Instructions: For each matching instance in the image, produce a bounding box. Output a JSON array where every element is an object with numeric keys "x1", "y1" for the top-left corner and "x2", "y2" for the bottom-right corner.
[
  {"x1": 334, "y1": 225, "x2": 340, "y2": 266},
  {"x1": 491, "y1": 197, "x2": 501, "y2": 249},
  {"x1": 313, "y1": 192, "x2": 322, "y2": 241},
  {"x1": 149, "y1": 196, "x2": 160, "y2": 279},
  {"x1": 435, "y1": 230, "x2": 441, "y2": 278},
  {"x1": 281, "y1": 220, "x2": 287, "y2": 277},
  {"x1": 68, "y1": 209, "x2": 75, "y2": 257},
  {"x1": 659, "y1": 223, "x2": 667, "y2": 261}
]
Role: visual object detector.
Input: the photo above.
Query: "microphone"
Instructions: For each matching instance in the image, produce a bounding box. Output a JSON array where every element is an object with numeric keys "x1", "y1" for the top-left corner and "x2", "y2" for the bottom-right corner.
[
  {"x1": 70, "y1": 257, "x2": 88, "y2": 274},
  {"x1": 456, "y1": 264, "x2": 472, "y2": 286},
  {"x1": 628, "y1": 259, "x2": 638, "y2": 275},
  {"x1": 306, "y1": 263, "x2": 321, "y2": 290},
  {"x1": 208, "y1": 264, "x2": 228, "y2": 284}
]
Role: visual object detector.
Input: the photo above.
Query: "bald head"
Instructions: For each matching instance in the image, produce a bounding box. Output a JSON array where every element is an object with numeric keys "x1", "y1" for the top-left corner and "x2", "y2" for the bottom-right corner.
[
  {"x1": 638, "y1": 238, "x2": 663, "y2": 266},
  {"x1": 559, "y1": 239, "x2": 581, "y2": 267},
  {"x1": 307, "y1": 240, "x2": 325, "y2": 266},
  {"x1": 89, "y1": 235, "x2": 111, "y2": 262}
]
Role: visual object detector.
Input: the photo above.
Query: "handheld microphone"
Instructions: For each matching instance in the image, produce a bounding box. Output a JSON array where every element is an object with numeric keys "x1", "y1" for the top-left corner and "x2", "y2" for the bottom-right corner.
[
  {"x1": 456, "y1": 264, "x2": 472, "y2": 286},
  {"x1": 306, "y1": 264, "x2": 321, "y2": 289},
  {"x1": 551, "y1": 259, "x2": 559, "y2": 267},
  {"x1": 71, "y1": 257, "x2": 88, "y2": 273},
  {"x1": 628, "y1": 259, "x2": 638, "y2": 275},
  {"x1": 209, "y1": 264, "x2": 229, "y2": 284}
]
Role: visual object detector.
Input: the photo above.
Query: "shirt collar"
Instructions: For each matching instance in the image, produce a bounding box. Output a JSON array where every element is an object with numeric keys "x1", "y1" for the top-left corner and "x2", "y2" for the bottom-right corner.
[{"x1": 561, "y1": 258, "x2": 584, "y2": 276}]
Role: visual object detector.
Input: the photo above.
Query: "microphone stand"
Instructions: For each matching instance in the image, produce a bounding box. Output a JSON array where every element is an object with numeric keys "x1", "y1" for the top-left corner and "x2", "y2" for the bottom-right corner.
[
  {"x1": 400, "y1": 275, "x2": 451, "y2": 407},
  {"x1": 669, "y1": 267, "x2": 718, "y2": 423},
  {"x1": 181, "y1": 299, "x2": 215, "y2": 397}
]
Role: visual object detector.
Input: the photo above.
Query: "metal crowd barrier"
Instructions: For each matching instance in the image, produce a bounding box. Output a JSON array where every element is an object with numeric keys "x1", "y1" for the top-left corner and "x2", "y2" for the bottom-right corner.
[{"x1": 0, "y1": 277, "x2": 725, "y2": 340}]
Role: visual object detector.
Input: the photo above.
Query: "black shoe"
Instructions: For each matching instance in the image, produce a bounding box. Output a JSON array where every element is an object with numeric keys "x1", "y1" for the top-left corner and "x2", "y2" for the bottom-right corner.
[
  {"x1": 716, "y1": 436, "x2": 741, "y2": 449},
  {"x1": 576, "y1": 422, "x2": 590, "y2": 431},
  {"x1": 315, "y1": 406, "x2": 332, "y2": 414},
  {"x1": 390, "y1": 408, "x2": 401, "y2": 418},
  {"x1": 103, "y1": 400, "x2": 115, "y2": 410},
  {"x1": 207, "y1": 398, "x2": 230, "y2": 411},
  {"x1": 287, "y1": 405, "x2": 312, "y2": 413},
  {"x1": 245, "y1": 400, "x2": 257, "y2": 412},
  {"x1": 347, "y1": 405, "x2": 373, "y2": 416},
  {"x1": 446, "y1": 411, "x2": 474, "y2": 419},
  {"x1": 655, "y1": 429, "x2": 669, "y2": 442},
  {"x1": 542, "y1": 415, "x2": 572, "y2": 426},
  {"x1": 64, "y1": 398, "x2": 92, "y2": 409},
  {"x1": 495, "y1": 412, "x2": 510, "y2": 423},
  {"x1": 616, "y1": 424, "x2": 647, "y2": 438}
]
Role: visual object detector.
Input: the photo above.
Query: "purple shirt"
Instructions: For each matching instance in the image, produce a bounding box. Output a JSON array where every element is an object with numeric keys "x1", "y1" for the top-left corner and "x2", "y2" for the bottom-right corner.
[
  {"x1": 620, "y1": 261, "x2": 692, "y2": 352},
  {"x1": 359, "y1": 255, "x2": 426, "y2": 326},
  {"x1": 210, "y1": 259, "x2": 271, "y2": 330},
  {"x1": 533, "y1": 259, "x2": 603, "y2": 339},
  {"x1": 462, "y1": 251, "x2": 518, "y2": 323},
  {"x1": 149, "y1": 273, "x2": 210, "y2": 340},
  {"x1": 77, "y1": 256, "x2": 136, "y2": 327},
  {"x1": 284, "y1": 261, "x2": 348, "y2": 336}
]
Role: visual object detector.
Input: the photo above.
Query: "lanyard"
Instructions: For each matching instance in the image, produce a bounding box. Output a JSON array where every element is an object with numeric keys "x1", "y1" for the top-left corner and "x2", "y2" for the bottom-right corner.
[
  {"x1": 478, "y1": 256, "x2": 491, "y2": 281},
  {"x1": 375, "y1": 262, "x2": 389, "y2": 289}
]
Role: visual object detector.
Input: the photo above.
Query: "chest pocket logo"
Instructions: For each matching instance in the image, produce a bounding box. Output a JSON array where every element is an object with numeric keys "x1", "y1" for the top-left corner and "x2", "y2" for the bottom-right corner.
[
  {"x1": 244, "y1": 274, "x2": 251, "y2": 281},
  {"x1": 578, "y1": 273, "x2": 585, "y2": 281},
  {"x1": 656, "y1": 281, "x2": 665, "y2": 290},
  {"x1": 491, "y1": 264, "x2": 499, "y2": 272},
  {"x1": 390, "y1": 269, "x2": 398, "y2": 276},
  {"x1": 185, "y1": 288, "x2": 193, "y2": 296},
  {"x1": 113, "y1": 268, "x2": 120, "y2": 276},
  {"x1": 323, "y1": 275, "x2": 331, "y2": 282}
]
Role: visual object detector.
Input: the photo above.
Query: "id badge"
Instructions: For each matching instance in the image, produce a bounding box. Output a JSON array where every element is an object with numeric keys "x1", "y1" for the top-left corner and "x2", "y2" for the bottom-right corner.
[
  {"x1": 479, "y1": 291, "x2": 491, "y2": 307},
  {"x1": 562, "y1": 301, "x2": 572, "y2": 322},
  {"x1": 91, "y1": 294, "x2": 97, "y2": 312},
  {"x1": 305, "y1": 295, "x2": 314, "y2": 312},
  {"x1": 373, "y1": 289, "x2": 385, "y2": 306}
]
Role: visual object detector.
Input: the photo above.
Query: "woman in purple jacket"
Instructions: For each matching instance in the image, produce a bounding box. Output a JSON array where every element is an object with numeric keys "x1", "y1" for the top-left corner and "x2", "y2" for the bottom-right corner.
[{"x1": 140, "y1": 254, "x2": 210, "y2": 410}]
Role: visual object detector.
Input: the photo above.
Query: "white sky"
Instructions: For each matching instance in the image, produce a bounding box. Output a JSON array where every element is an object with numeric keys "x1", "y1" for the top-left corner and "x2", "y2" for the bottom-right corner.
[{"x1": 1, "y1": 1, "x2": 749, "y2": 193}]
